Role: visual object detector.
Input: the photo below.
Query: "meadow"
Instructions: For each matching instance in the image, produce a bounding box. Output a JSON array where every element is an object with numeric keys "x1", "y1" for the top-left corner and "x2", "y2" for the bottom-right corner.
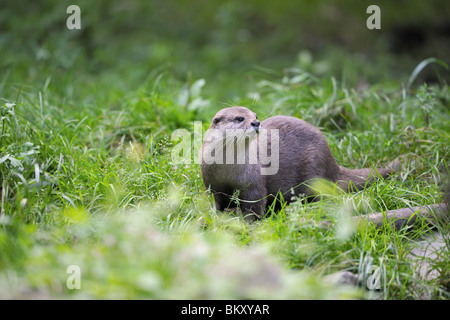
[{"x1": 0, "y1": 1, "x2": 449, "y2": 300}]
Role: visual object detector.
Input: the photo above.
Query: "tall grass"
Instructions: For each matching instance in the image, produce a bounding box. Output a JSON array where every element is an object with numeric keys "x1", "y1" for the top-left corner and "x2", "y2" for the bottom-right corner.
[{"x1": 1, "y1": 44, "x2": 449, "y2": 300}]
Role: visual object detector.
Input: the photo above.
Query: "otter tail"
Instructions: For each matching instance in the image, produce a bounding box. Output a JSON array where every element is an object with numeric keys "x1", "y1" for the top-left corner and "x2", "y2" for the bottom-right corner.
[{"x1": 337, "y1": 155, "x2": 406, "y2": 192}]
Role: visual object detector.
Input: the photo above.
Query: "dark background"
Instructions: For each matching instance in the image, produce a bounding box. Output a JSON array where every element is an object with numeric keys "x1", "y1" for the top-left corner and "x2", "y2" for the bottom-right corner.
[{"x1": 1, "y1": 0, "x2": 449, "y2": 100}]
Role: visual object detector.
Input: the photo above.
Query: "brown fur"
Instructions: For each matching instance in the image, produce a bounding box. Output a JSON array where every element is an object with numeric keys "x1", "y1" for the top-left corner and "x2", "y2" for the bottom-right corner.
[{"x1": 200, "y1": 107, "x2": 400, "y2": 219}]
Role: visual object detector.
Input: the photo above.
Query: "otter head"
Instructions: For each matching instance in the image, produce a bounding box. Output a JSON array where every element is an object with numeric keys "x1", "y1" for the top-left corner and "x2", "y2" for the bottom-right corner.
[
  {"x1": 202, "y1": 107, "x2": 261, "y2": 165},
  {"x1": 209, "y1": 106, "x2": 260, "y2": 134}
]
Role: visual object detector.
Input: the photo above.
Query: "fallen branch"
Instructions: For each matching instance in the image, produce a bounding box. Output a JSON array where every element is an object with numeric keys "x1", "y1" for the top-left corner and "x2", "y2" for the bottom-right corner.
[{"x1": 353, "y1": 203, "x2": 448, "y2": 230}]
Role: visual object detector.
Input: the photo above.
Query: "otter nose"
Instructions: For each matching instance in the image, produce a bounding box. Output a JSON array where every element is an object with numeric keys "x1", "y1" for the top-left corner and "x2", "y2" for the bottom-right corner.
[{"x1": 251, "y1": 121, "x2": 260, "y2": 127}]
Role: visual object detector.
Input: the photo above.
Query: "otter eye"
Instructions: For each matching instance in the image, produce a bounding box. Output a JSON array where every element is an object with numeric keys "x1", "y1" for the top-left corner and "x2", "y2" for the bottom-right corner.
[
  {"x1": 213, "y1": 118, "x2": 221, "y2": 124},
  {"x1": 235, "y1": 117, "x2": 244, "y2": 122}
]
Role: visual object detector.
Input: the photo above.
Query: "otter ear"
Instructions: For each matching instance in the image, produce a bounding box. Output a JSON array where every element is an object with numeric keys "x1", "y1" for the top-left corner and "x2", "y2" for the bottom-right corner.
[{"x1": 213, "y1": 117, "x2": 221, "y2": 124}]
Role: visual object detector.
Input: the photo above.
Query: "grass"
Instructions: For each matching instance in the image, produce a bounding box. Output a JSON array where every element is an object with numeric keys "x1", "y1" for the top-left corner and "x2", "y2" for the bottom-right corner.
[
  {"x1": 1, "y1": 56, "x2": 449, "y2": 299},
  {"x1": 1, "y1": 2, "x2": 449, "y2": 298}
]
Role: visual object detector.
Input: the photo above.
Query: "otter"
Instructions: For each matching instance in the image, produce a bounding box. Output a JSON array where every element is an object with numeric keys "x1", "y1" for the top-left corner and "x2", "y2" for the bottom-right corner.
[{"x1": 200, "y1": 106, "x2": 401, "y2": 219}]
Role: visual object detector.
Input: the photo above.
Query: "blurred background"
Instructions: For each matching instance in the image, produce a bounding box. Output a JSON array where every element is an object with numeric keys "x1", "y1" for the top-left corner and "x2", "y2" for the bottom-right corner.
[
  {"x1": 0, "y1": 1, "x2": 449, "y2": 300},
  {"x1": 1, "y1": 0, "x2": 449, "y2": 100}
]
